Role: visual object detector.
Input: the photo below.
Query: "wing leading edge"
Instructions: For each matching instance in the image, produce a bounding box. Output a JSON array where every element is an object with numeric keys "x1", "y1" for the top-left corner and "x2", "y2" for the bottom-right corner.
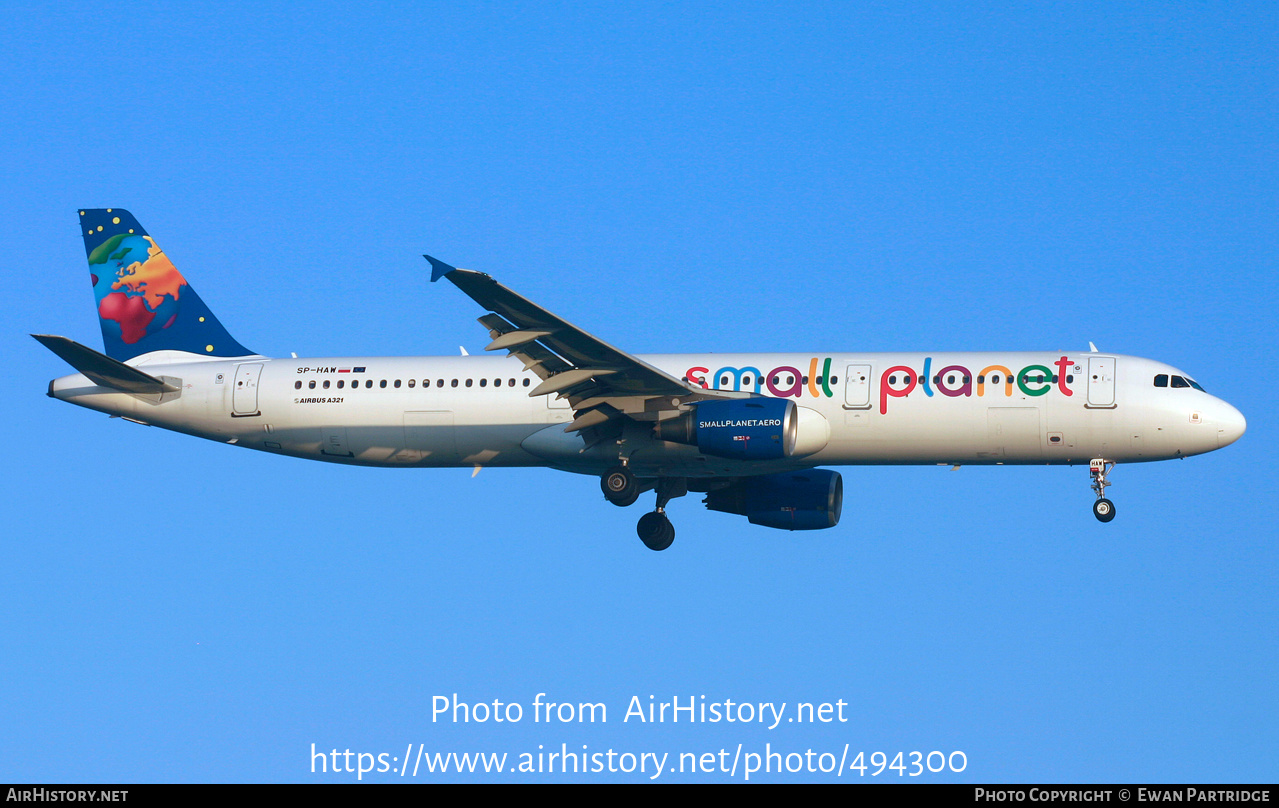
[{"x1": 425, "y1": 256, "x2": 749, "y2": 447}]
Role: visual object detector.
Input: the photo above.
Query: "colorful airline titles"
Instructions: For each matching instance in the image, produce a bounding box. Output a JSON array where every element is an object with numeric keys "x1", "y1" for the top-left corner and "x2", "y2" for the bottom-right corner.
[
  {"x1": 686, "y1": 358, "x2": 836, "y2": 399},
  {"x1": 685, "y1": 356, "x2": 1076, "y2": 415},
  {"x1": 879, "y1": 356, "x2": 1075, "y2": 414}
]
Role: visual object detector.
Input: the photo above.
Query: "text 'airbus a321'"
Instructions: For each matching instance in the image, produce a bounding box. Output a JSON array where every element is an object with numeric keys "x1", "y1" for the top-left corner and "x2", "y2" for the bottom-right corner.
[{"x1": 38, "y1": 209, "x2": 1245, "y2": 550}]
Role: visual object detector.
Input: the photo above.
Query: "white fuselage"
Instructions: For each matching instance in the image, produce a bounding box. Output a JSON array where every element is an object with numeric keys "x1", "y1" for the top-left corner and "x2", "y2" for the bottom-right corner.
[{"x1": 48, "y1": 350, "x2": 1246, "y2": 478}]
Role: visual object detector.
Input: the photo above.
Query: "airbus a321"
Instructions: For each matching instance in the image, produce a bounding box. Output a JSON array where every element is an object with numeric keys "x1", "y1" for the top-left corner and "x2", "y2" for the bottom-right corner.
[{"x1": 38, "y1": 209, "x2": 1246, "y2": 550}]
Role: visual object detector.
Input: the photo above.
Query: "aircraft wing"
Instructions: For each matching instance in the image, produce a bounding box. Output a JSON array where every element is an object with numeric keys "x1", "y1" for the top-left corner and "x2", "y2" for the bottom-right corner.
[{"x1": 426, "y1": 257, "x2": 748, "y2": 444}]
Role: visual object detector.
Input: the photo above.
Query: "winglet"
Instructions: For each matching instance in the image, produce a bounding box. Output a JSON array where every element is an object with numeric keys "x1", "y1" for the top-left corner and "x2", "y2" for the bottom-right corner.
[{"x1": 424, "y1": 255, "x2": 457, "y2": 283}]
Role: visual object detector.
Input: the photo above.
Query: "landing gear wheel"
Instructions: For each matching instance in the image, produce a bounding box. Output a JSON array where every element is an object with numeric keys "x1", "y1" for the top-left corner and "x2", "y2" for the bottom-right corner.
[
  {"x1": 1088, "y1": 459, "x2": 1117, "y2": 523},
  {"x1": 1093, "y1": 498, "x2": 1116, "y2": 523},
  {"x1": 637, "y1": 511, "x2": 675, "y2": 551},
  {"x1": 601, "y1": 466, "x2": 640, "y2": 507}
]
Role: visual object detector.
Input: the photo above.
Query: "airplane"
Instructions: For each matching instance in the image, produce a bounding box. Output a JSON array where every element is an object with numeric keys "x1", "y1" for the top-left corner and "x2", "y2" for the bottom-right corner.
[{"x1": 38, "y1": 209, "x2": 1246, "y2": 551}]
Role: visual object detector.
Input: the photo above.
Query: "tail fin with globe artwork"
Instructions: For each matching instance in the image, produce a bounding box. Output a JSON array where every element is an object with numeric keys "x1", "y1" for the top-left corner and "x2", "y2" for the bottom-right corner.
[{"x1": 79, "y1": 208, "x2": 254, "y2": 362}]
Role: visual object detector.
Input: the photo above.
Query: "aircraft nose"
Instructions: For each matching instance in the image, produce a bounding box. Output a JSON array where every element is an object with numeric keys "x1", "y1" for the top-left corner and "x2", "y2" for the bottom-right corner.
[{"x1": 1215, "y1": 402, "x2": 1246, "y2": 448}]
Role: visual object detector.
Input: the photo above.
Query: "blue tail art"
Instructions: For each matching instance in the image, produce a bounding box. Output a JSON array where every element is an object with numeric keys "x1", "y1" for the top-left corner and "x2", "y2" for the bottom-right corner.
[{"x1": 79, "y1": 208, "x2": 254, "y2": 362}]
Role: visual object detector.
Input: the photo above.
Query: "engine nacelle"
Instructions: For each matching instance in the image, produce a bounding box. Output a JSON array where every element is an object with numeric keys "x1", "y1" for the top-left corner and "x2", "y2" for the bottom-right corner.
[
  {"x1": 654, "y1": 397, "x2": 794, "y2": 460},
  {"x1": 655, "y1": 398, "x2": 828, "y2": 461},
  {"x1": 703, "y1": 469, "x2": 843, "y2": 530}
]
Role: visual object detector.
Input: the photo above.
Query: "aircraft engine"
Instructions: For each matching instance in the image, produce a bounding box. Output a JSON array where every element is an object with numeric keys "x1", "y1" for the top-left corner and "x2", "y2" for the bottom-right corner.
[
  {"x1": 703, "y1": 469, "x2": 843, "y2": 530},
  {"x1": 654, "y1": 399, "x2": 829, "y2": 461}
]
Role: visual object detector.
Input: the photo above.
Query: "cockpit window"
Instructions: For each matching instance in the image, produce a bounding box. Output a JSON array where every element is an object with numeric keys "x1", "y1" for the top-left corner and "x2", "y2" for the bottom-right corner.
[{"x1": 1156, "y1": 373, "x2": 1206, "y2": 391}]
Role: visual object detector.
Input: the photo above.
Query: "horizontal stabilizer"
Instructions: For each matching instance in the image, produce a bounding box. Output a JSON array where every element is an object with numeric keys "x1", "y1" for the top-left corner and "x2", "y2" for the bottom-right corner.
[{"x1": 33, "y1": 334, "x2": 180, "y2": 395}]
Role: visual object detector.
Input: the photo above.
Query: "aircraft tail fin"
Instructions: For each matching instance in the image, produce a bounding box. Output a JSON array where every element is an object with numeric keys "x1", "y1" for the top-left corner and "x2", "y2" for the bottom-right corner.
[
  {"x1": 33, "y1": 334, "x2": 179, "y2": 395},
  {"x1": 78, "y1": 209, "x2": 254, "y2": 361}
]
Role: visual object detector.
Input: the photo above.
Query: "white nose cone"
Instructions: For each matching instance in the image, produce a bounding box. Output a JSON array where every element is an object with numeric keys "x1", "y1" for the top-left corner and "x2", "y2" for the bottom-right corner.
[{"x1": 1217, "y1": 403, "x2": 1246, "y2": 448}]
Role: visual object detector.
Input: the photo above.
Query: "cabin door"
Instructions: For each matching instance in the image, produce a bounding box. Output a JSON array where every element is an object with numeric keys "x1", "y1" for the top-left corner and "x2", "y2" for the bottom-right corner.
[
  {"x1": 232, "y1": 363, "x2": 262, "y2": 416},
  {"x1": 1087, "y1": 356, "x2": 1116, "y2": 408}
]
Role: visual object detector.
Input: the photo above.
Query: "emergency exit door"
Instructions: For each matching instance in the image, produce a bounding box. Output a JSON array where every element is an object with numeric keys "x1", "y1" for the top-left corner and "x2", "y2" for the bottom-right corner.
[{"x1": 843, "y1": 364, "x2": 871, "y2": 409}]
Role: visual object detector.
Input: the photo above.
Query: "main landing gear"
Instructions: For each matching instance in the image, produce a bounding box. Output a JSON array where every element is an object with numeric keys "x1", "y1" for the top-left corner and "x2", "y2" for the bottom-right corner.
[
  {"x1": 601, "y1": 465, "x2": 641, "y2": 507},
  {"x1": 601, "y1": 467, "x2": 685, "y2": 551},
  {"x1": 1089, "y1": 459, "x2": 1116, "y2": 523},
  {"x1": 637, "y1": 511, "x2": 675, "y2": 552}
]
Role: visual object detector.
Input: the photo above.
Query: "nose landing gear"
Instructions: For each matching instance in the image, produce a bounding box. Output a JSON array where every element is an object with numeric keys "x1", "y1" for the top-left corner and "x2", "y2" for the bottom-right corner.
[{"x1": 1090, "y1": 459, "x2": 1116, "y2": 522}]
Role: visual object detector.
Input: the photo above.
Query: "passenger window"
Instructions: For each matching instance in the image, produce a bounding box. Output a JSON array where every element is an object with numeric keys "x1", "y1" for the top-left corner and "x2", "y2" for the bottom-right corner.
[
  {"x1": 408, "y1": 379, "x2": 415, "y2": 388},
  {"x1": 323, "y1": 380, "x2": 330, "y2": 389},
  {"x1": 365, "y1": 380, "x2": 373, "y2": 388},
  {"x1": 494, "y1": 379, "x2": 501, "y2": 387},
  {"x1": 1066, "y1": 375, "x2": 1073, "y2": 383},
  {"x1": 438, "y1": 379, "x2": 445, "y2": 387},
  {"x1": 337, "y1": 380, "x2": 344, "y2": 389},
  {"x1": 889, "y1": 375, "x2": 897, "y2": 385},
  {"x1": 451, "y1": 379, "x2": 458, "y2": 388},
  {"x1": 294, "y1": 381, "x2": 301, "y2": 390},
  {"x1": 523, "y1": 378, "x2": 530, "y2": 387},
  {"x1": 394, "y1": 379, "x2": 401, "y2": 388},
  {"x1": 480, "y1": 378, "x2": 488, "y2": 387},
  {"x1": 946, "y1": 375, "x2": 955, "y2": 385},
  {"x1": 308, "y1": 380, "x2": 316, "y2": 389},
  {"x1": 379, "y1": 380, "x2": 387, "y2": 388},
  {"x1": 465, "y1": 379, "x2": 473, "y2": 387},
  {"x1": 509, "y1": 379, "x2": 515, "y2": 387}
]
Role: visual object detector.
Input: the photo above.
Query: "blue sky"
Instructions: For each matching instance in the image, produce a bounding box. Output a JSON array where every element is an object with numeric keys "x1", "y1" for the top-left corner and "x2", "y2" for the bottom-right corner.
[{"x1": 3, "y1": 2, "x2": 1275, "y2": 782}]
